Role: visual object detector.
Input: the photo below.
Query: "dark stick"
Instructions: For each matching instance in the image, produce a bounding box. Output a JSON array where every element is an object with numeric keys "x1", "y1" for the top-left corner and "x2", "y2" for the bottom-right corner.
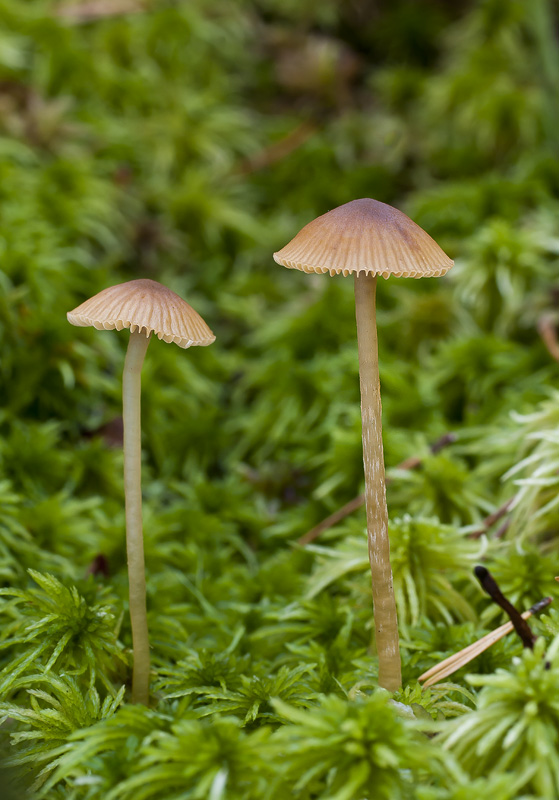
[
  {"x1": 474, "y1": 565, "x2": 537, "y2": 648},
  {"x1": 430, "y1": 432, "x2": 458, "y2": 454},
  {"x1": 529, "y1": 596, "x2": 553, "y2": 614},
  {"x1": 86, "y1": 553, "x2": 110, "y2": 578}
]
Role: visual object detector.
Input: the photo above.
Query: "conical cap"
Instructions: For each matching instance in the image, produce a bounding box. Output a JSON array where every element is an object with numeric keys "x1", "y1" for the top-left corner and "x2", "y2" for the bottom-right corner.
[
  {"x1": 67, "y1": 279, "x2": 215, "y2": 348},
  {"x1": 273, "y1": 198, "x2": 453, "y2": 278}
]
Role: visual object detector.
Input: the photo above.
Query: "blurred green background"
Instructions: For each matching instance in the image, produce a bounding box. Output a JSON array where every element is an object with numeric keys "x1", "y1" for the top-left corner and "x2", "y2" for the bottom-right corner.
[{"x1": 2, "y1": 0, "x2": 559, "y2": 518}]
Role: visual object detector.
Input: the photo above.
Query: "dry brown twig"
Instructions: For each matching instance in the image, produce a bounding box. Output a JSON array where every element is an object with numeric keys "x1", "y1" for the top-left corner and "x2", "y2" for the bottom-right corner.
[
  {"x1": 538, "y1": 314, "x2": 559, "y2": 361},
  {"x1": 298, "y1": 494, "x2": 365, "y2": 546},
  {"x1": 418, "y1": 596, "x2": 552, "y2": 688},
  {"x1": 55, "y1": 1, "x2": 146, "y2": 23},
  {"x1": 298, "y1": 432, "x2": 457, "y2": 546},
  {"x1": 468, "y1": 496, "x2": 515, "y2": 539},
  {"x1": 419, "y1": 612, "x2": 532, "y2": 688},
  {"x1": 236, "y1": 121, "x2": 318, "y2": 175}
]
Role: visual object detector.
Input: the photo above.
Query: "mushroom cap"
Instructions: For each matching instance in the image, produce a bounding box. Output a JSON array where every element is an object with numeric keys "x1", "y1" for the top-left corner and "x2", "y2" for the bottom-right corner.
[
  {"x1": 273, "y1": 198, "x2": 453, "y2": 278},
  {"x1": 67, "y1": 279, "x2": 216, "y2": 348}
]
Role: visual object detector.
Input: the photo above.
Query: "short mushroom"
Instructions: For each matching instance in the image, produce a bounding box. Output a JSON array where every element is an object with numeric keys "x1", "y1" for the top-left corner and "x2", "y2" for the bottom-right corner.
[
  {"x1": 274, "y1": 198, "x2": 453, "y2": 691},
  {"x1": 68, "y1": 279, "x2": 215, "y2": 704}
]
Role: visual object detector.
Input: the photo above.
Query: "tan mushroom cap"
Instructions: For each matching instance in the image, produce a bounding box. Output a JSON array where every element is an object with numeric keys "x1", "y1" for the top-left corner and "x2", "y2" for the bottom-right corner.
[
  {"x1": 67, "y1": 279, "x2": 215, "y2": 348},
  {"x1": 273, "y1": 198, "x2": 453, "y2": 279}
]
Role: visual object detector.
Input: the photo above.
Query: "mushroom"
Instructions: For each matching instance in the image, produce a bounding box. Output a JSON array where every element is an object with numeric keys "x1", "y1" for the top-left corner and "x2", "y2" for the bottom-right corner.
[
  {"x1": 274, "y1": 199, "x2": 453, "y2": 691},
  {"x1": 68, "y1": 279, "x2": 215, "y2": 704}
]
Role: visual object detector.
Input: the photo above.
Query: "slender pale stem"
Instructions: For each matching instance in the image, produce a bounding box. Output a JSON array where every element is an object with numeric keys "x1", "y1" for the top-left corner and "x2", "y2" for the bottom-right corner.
[
  {"x1": 354, "y1": 273, "x2": 401, "y2": 691},
  {"x1": 123, "y1": 330, "x2": 151, "y2": 705}
]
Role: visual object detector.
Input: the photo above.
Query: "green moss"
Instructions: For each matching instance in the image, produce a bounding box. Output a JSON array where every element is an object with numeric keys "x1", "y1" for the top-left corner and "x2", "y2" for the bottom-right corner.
[{"x1": 1, "y1": 0, "x2": 559, "y2": 796}]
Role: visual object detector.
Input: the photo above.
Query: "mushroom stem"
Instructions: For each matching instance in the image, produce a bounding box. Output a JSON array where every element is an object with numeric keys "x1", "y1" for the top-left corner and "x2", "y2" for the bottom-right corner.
[
  {"x1": 354, "y1": 272, "x2": 401, "y2": 691},
  {"x1": 123, "y1": 329, "x2": 151, "y2": 705}
]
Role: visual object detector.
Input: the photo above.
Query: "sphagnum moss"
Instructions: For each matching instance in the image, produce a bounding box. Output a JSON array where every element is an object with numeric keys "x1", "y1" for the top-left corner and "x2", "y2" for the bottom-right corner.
[{"x1": 1, "y1": 1, "x2": 559, "y2": 798}]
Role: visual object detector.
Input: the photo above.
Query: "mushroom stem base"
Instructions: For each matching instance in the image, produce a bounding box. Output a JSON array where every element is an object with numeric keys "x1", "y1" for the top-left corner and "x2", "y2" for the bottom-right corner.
[
  {"x1": 354, "y1": 272, "x2": 401, "y2": 692},
  {"x1": 123, "y1": 330, "x2": 151, "y2": 705}
]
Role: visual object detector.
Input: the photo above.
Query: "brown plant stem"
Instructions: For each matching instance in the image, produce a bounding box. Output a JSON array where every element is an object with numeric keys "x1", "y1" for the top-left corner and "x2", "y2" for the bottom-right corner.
[
  {"x1": 418, "y1": 597, "x2": 552, "y2": 687},
  {"x1": 538, "y1": 314, "x2": 559, "y2": 361},
  {"x1": 236, "y1": 120, "x2": 318, "y2": 175},
  {"x1": 123, "y1": 330, "x2": 151, "y2": 705},
  {"x1": 354, "y1": 272, "x2": 401, "y2": 691},
  {"x1": 468, "y1": 497, "x2": 515, "y2": 539},
  {"x1": 298, "y1": 495, "x2": 365, "y2": 546},
  {"x1": 494, "y1": 518, "x2": 512, "y2": 539},
  {"x1": 298, "y1": 431, "x2": 456, "y2": 546},
  {"x1": 56, "y1": 1, "x2": 145, "y2": 24}
]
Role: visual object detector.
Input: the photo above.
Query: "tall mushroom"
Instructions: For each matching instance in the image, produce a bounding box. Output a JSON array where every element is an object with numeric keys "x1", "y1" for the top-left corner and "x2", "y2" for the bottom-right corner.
[
  {"x1": 68, "y1": 279, "x2": 215, "y2": 705},
  {"x1": 273, "y1": 199, "x2": 453, "y2": 691}
]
